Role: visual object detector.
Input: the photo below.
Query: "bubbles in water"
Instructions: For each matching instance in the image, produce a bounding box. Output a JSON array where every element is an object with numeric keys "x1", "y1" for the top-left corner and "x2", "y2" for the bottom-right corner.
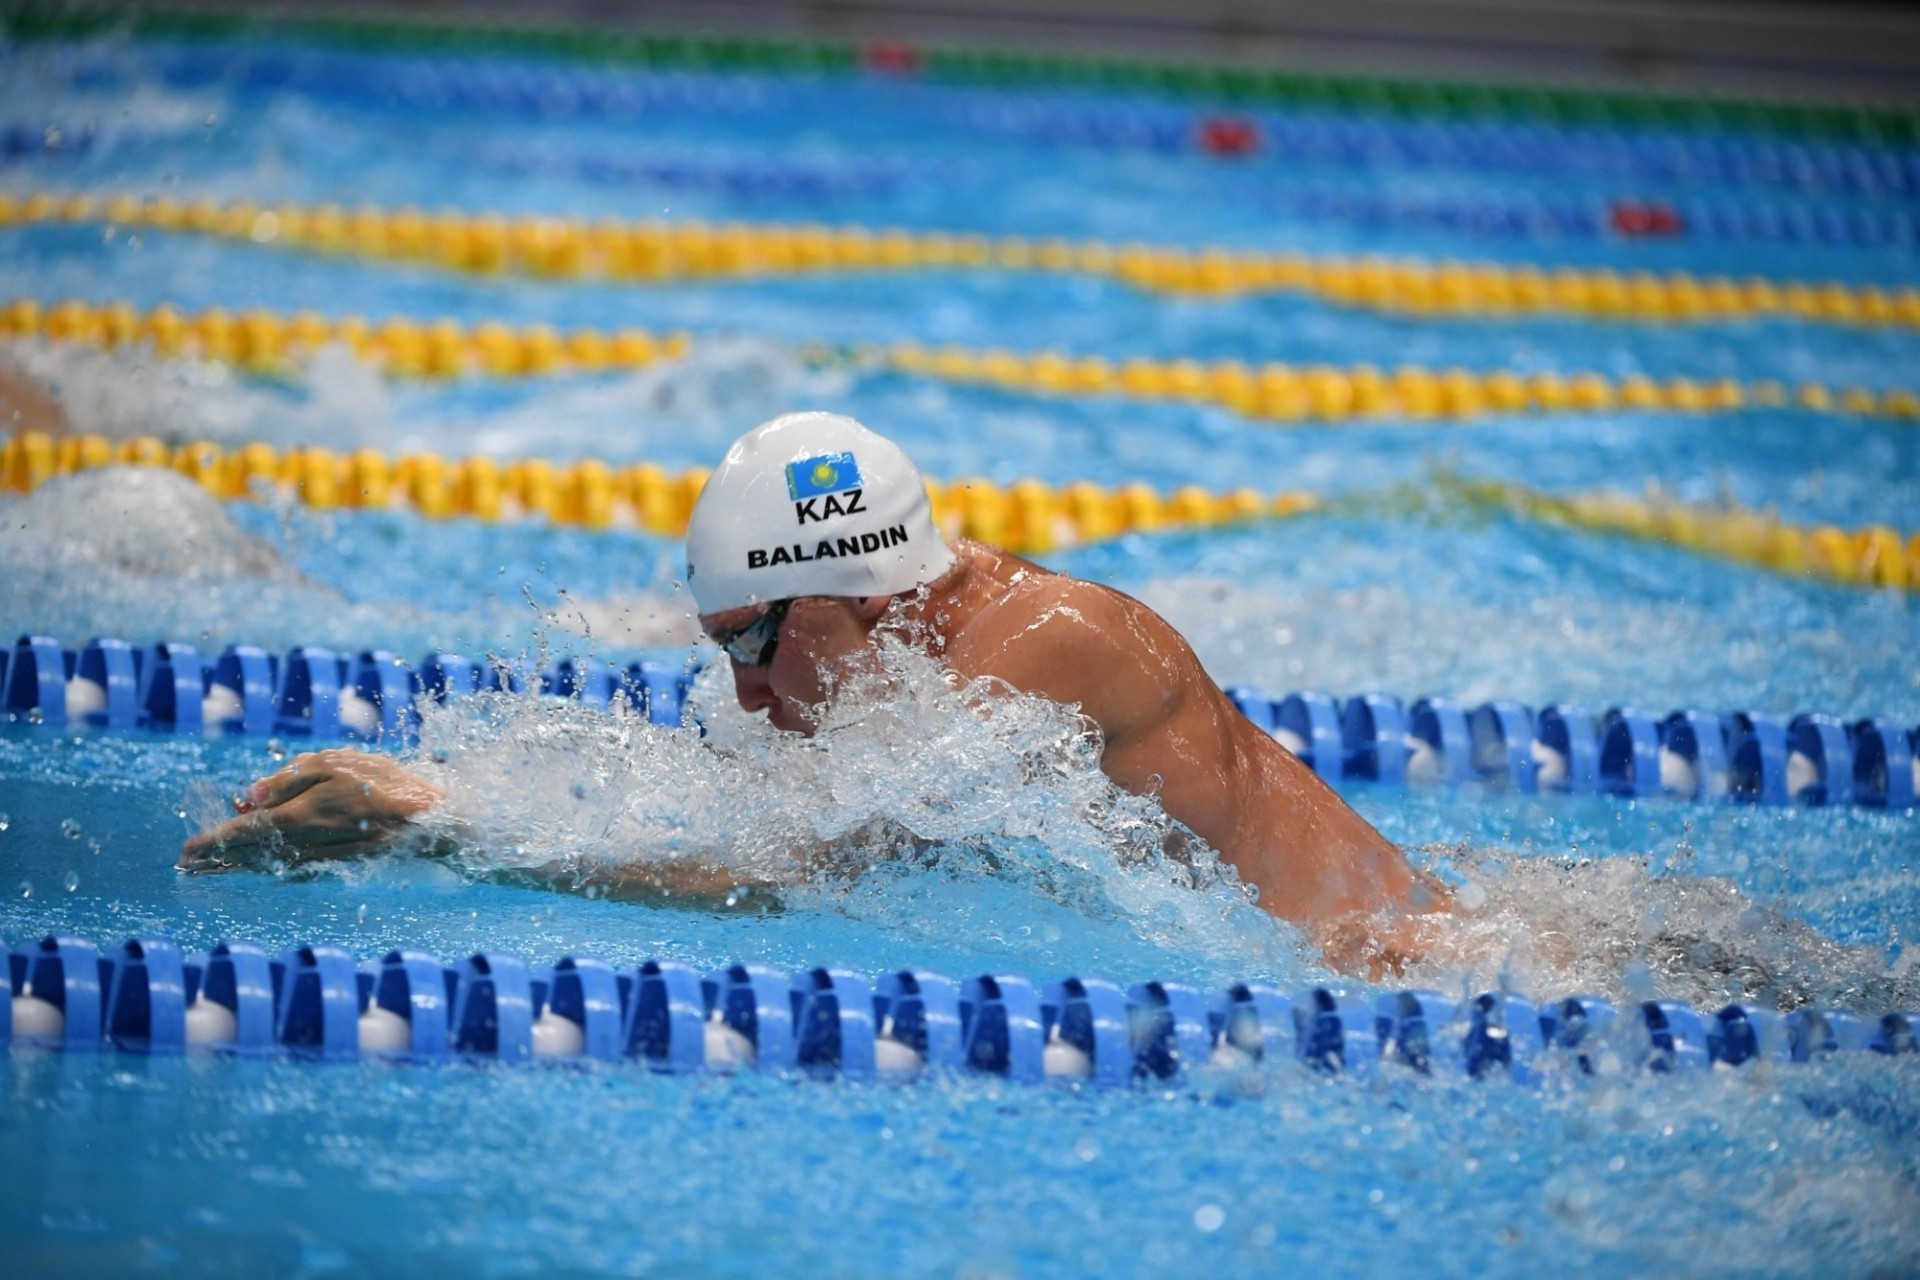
[
  {"x1": 17, "y1": 881, "x2": 31, "y2": 899},
  {"x1": 356, "y1": 903, "x2": 368, "y2": 925},
  {"x1": 62, "y1": 871, "x2": 78, "y2": 894},
  {"x1": 0, "y1": 813, "x2": 9, "y2": 831},
  {"x1": 172, "y1": 805, "x2": 188, "y2": 821},
  {"x1": 59, "y1": 818, "x2": 82, "y2": 840},
  {"x1": 266, "y1": 739, "x2": 287, "y2": 763}
]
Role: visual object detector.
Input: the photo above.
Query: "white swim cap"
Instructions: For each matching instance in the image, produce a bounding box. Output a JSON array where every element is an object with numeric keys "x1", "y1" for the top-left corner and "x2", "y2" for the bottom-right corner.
[{"x1": 686, "y1": 411, "x2": 955, "y2": 614}]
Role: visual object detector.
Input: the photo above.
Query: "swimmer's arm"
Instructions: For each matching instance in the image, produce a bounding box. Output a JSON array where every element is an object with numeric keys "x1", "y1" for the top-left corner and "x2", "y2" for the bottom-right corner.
[
  {"x1": 178, "y1": 749, "x2": 443, "y2": 870},
  {"x1": 521, "y1": 857, "x2": 769, "y2": 905},
  {"x1": 547, "y1": 821, "x2": 918, "y2": 903},
  {"x1": 178, "y1": 749, "x2": 786, "y2": 904}
]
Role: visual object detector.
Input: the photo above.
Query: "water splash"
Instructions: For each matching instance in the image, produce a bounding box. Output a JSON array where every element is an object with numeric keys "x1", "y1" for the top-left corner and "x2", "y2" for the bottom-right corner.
[
  {"x1": 0, "y1": 340, "x2": 394, "y2": 448},
  {"x1": 408, "y1": 634, "x2": 1296, "y2": 972},
  {"x1": 1403, "y1": 843, "x2": 1920, "y2": 1012},
  {"x1": 464, "y1": 334, "x2": 853, "y2": 464},
  {"x1": 0, "y1": 463, "x2": 329, "y2": 644}
]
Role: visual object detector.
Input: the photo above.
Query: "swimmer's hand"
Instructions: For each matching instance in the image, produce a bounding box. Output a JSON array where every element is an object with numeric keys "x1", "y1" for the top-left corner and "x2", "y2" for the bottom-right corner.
[{"x1": 178, "y1": 749, "x2": 442, "y2": 872}]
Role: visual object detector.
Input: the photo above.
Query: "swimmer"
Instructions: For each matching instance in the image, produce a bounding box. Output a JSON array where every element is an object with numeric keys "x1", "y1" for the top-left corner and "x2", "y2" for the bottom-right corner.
[
  {"x1": 181, "y1": 412, "x2": 1447, "y2": 975},
  {"x1": 0, "y1": 354, "x2": 69, "y2": 437}
]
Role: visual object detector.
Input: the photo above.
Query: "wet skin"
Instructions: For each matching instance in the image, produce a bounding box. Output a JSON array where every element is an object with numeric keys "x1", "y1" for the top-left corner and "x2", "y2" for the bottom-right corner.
[{"x1": 182, "y1": 540, "x2": 1446, "y2": 975}]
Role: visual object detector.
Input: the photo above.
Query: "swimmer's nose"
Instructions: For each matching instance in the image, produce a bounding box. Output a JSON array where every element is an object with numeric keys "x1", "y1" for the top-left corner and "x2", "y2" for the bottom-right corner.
[{"x1": 729, "y1": 657, "x2": 778, "y2": 716}]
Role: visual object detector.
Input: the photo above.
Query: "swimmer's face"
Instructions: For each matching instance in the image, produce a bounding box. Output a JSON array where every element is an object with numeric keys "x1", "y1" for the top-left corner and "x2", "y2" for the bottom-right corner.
[{"x1": 700, "y1": 595, "x2": 885, "y2": 735}]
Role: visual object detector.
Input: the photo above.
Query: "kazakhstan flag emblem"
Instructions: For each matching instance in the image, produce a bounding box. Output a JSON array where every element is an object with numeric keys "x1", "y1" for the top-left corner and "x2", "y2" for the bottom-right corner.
[{"x1": 785, "y1": 452, "x2": 862, "y2": 501}]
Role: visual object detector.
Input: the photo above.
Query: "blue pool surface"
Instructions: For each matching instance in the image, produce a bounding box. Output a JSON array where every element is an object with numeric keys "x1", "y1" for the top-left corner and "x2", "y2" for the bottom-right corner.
[{"x1": 2, "y1": 26, "x2": 1919, "y2": 1279}]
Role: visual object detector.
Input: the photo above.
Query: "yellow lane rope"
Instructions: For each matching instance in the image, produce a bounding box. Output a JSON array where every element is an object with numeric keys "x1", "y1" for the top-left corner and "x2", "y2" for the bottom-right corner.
[
  {"x1": 6, "y1": 297, "x2": 1918, "y2": 423},
  {"x1": 5, "y1": 429, "x2": 1906, "y2": 588},
  {"x1": 1458, "y1": 477, "x2": 1917, "y2": 591},
  {"x1": 0, "y1": 297, "x2": 691, "y2": 379},
  {"x1": 0, "y1": 431, "x2": 1320, "y2": 555},
  {"x1": 7, "y1": 191, "x2": 1920, "y2": 328}
]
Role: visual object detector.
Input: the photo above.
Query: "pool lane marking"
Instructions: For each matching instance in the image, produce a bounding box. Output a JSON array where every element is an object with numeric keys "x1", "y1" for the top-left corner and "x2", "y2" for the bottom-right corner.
[
  {"x1": 5, "y1": 296, "x2": 1918, "y2": 424},
  {"x1": 7, "y1": 193, "x2": 1920, "y2": 329},
  {"x1": 3, "y1": 430, "x2": 1912, "y2": 590}
]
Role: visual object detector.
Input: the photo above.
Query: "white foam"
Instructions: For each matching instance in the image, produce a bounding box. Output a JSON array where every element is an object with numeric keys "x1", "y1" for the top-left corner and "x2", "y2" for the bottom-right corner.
[
  {"x1": 466, "y1": 334, "x2": 846, "y2": 463},
  {"x1": 0, "y1": 341, "x2": 395, "y2": 452},
  {"x1": 410, "y1": 633, "x2": 1287, "y2": 971},
  {"x1": 1208, "y1": 1041, "x2": 1256, "y2": 1070},
  {"x1": 5, "y1": 466, "x2": 286, "y2": 579},
  {"x1": 0, "y1": 462, "x2": 450, "y2": 654},
  {"x1": 1398, "y1": 845, "x2": 1920, "y2": 1011}
]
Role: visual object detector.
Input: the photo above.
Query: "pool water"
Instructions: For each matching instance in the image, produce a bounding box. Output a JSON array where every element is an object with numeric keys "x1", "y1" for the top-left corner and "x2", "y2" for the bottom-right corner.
[{"x1": 2, "y1": 24, "x2": 1919, "y2": 1278}]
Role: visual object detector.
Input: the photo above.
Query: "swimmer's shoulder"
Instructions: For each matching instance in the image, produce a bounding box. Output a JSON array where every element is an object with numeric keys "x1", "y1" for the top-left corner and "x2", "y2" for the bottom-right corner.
[
  {"x1": 953, "y1": 537, "x2": 1052, "y2": 582},
  {"x1": 948, "y1": 553, "x2": 1144, "y2": 671}
]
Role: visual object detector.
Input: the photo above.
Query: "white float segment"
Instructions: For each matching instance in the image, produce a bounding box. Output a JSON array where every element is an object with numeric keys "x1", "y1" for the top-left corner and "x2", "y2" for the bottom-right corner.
[
  {"x1": 337, "y1": 689, "x2": 381, "y2": 738},
  {"x1": 1275, "y1": 728, "x2": 1308, "y2": 756},
  {"x1": 1405, "y1": 734, "x2": 1443, "y2": 784},
  {"x1": 1042, "y1": 1029, "x2": 1093, "y2": 1079},
  {"x1": 873, "y1": 1015, "x2": 923, "y2": 1074},
  {"x1": 530, "y1": 1010, "x2": 585, "y2": 1057},
  {"x1": 1786, "y1": 750, "x2": 1821, "y2": 798},
  {"x1": 874, "y1": 1037, "x2": 924, "y2": 1074},
  {"x1": 13, "y1": 991, "x2": 65, "y2": 1039},
  {"x1": 358, "y1": 1004, "x2": 411, "y2": 1053},
  {"x1": 64, "y1": 677, "x2": 107, "y2": 719},
  {"x1": 184, "y1": 997, "x2": 238, "y2": 1045},
  {"x1": 202, "y1": 683, "x2": 244, "y2": 726},
  {"x1": 1658, "y1": 747, "x2": 1698, "y2": 797},
  {"x1": 1530, "y1": 740, "x2": 1568, "y2": 787},
  {"x1": 703, "y1": 1015, "x2": 756, "y2": 1069}
]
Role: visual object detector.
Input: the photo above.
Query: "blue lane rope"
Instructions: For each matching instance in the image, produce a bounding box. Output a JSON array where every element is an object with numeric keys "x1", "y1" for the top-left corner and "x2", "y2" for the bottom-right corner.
[
  {"x1": 4, "y1": 932, "x2": 1914, "y2": 1079},
  {"x1": 1275, "y1": 187, "x2": 1920, "y2": 249},
  {"x1": 5, "y1": 634, "x2": 1915, "y2": 811},
  {"x1": 966, "y1": 101, "x2": 1920, "y2": 202},
  {"x1": 470, "y1": 143, "x2": 904, "y2": 200},
  {"x1": 113, "y1": 43, "x2": 1920, "y2": 202}
]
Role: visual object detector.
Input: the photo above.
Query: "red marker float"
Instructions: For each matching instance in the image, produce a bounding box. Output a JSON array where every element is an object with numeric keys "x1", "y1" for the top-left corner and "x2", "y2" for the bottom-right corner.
[{"x1": 1197, "y1": 115, "x2": 1261, "y2": 157}]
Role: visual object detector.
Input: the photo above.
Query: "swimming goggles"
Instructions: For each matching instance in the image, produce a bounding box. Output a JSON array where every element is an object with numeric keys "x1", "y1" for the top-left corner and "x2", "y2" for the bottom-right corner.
[{"x1": 708, "y1": 598, "x2": 793, "y2": 667}]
